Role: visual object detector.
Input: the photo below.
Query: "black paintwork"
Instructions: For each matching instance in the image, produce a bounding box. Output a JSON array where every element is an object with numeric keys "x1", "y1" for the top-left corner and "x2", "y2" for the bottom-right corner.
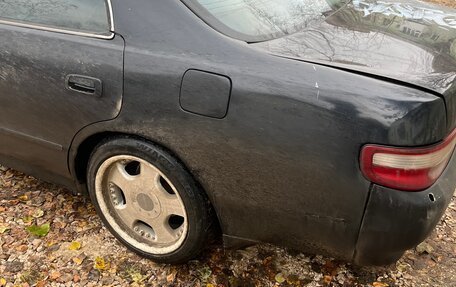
[
  {"x1": 180, "y1": 70, "x2": 232, "y2": 119},
  {"x1": 253, "y1": 0, "x2": 456, "y2": 129},
  {"x1": 0, "y1": 0, "x2": 455, "y2": 265},
  {"x1": 356, "y1": 151, "x2": 456, "y2": 265},
  {"x1": 0, "y1": 25, "x2": 123, "y2": 180}
]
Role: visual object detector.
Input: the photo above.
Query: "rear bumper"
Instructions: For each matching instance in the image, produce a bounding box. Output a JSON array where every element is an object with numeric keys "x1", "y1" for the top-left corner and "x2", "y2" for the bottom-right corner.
[{"x1": 354, "y1": 152, "x2": 456, "y2": 266}]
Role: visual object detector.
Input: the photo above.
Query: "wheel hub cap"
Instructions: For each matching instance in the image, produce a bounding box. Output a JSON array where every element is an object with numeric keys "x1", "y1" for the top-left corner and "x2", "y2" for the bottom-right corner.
[
  {"x1": 95, "y1": 155, "x2": 188, "y2": 254},
  {"x1": 136, "y1": 193, "x2": 156, "y2": 212}
]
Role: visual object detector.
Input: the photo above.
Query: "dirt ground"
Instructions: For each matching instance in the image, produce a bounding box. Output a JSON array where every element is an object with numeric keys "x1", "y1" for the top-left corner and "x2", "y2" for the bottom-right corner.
[{"x1": 0, "y1": 168, "x2": 455, "y2": 287}]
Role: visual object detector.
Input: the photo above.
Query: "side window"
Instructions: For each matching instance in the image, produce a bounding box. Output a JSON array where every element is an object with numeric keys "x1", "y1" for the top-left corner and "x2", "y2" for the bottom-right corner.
[{"x1": 0, "y1": 0, "x2": 111, "y2": 35}]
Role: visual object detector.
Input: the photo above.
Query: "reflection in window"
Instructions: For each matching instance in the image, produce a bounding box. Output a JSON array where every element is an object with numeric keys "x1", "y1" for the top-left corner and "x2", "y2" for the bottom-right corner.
[
  {"x1": 193, "y1": 0, "x2": 333, "y2": 40},
  {"x1": 0, "y1": 0, "x2": 110, "y2": 34}
]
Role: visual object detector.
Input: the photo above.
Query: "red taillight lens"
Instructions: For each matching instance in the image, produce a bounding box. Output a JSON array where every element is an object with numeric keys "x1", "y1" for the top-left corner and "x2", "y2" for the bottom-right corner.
[{"x1": 360, "y1": 129, "x2": 456, "y2": 191}]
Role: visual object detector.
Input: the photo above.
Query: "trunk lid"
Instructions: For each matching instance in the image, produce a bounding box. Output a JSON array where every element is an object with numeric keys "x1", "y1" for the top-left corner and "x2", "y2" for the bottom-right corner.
[{"x1": 252, "y1": 0, "x2": 456, "y2": 131}]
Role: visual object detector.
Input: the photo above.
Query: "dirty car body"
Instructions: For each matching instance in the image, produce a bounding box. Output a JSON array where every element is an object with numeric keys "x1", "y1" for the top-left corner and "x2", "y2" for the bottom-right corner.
[{"x1": 0, "y1": 0, "x2": 455, "y2": 265}]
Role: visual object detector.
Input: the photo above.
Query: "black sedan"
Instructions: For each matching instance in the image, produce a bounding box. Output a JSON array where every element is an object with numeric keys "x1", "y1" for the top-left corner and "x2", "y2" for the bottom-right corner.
[{"x1": 0, "y1": 0, "x2": 455, "y2": 265}]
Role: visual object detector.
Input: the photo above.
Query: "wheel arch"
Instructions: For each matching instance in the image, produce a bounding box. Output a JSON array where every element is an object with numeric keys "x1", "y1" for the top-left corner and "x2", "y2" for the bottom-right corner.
[
  {"x1": 71, "y1": 131, "x2": 205, "y2": 193},
  {"x1": 70, "y1": 130, "x2": 222, "y2": 232}
]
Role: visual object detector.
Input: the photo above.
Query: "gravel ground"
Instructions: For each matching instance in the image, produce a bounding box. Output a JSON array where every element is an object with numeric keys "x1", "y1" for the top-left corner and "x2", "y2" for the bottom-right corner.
[{"x1": 0, "y1": 166, "x2": 455, "y2": 287}]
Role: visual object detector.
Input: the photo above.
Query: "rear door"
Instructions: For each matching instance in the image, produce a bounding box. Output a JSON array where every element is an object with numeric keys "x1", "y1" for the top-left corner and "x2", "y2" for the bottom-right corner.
[{"x1": 0, "y1": 0, "x2": 123, "y2": 178}]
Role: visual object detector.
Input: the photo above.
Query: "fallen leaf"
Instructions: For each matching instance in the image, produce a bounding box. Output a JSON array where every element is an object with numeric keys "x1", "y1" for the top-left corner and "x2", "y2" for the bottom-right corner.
[
  {"x1": 287, "y1": 274, "x2": 300, "y2": 284},
  {"x1": 72, "y1": 257, "x2": 84, "y2": 265},
  {"x1": 23, "y1": 216, "x2": 33, "y2": 224},
  {"x1": 0, "y1": 278, "x2": 6, "y2": 286},
  {"x1": 94, "y1": 256, "x2": 107, "y2": 271},
  {"x1": 416, "y1": 242, "x2": 434, "y2": 254},
  {"x1": 197, "y1": 267, "x2": 212, "y2": 283},
  {"x1": 18, "y1": 195, "x2": 29, "y2": 201},
  {"x1": 167, "y1": 271, "x2": 177, "y2": 283},
  {"x1": 131, "y1": 272, "x2": 144, "y2": 283},
  {"x1": 323, "y1": 275, "x2": 332, "y2": 284},
  {"x1": 49, "y1": 271, "x2": 61, "y2": 280},
  {"x1": 15, "y1": 245, "x2": 28, "y2": 252},
  {"x1": 373, "y1": 282, "x2": 389, "y2": 287},
  {"x1": 396, "y1": 262, "x2": 410, "y2": 272},
  {"x1": 32, "y1": 209, "x2": 44, "y2": 218},
  {"x1": 47, "y1": 241, "x2": 57, "y2": 247},
  {"x1": 26, "y1": 223, "x2": 50, "y2": 237},
  {"x1": 69, "y1": 241, "x2": 82, "y2": 251},
  {"x1": 275, "y1": 273, "x2": 286, "y2": 284},
  {"x1": 0, "y1": 225, "x2": 9, "y2": 234},
  {"x1": 73, "y1": 274, "x2": 80, "y2": 283}
]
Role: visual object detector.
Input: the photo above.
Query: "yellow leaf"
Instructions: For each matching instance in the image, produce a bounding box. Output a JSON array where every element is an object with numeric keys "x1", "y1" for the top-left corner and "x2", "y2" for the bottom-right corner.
[
  {"x1": 69, "y1": 241, "x2": 82, "y2": 251},
  {"x1": 94, "y1": 256, "x2": 107, "y2": 271},
  {"x1": 18, "y1": 195, "x2": 28, "y2": 201},
  {"x1": 131, "y1": 272, "x2": 143, "y2": 283},
  {"x1": 72, "y1": 257, "x2": 84, "y2": 265},
  {"x1": 0, "y1": 278, "x2": 6, "y2": 286},
  {"x1": 275, "y1": 273, "x2": 286, "y2": 284},
  {"x1": 207, "y1": 284, "x2": 215, "y2": 287},
  {"x1": 373, "y1": 282, "x2": 389, "y2": 287},
  {"x1": 0, "y1": 225, "x2": 9, "y2": 234}
]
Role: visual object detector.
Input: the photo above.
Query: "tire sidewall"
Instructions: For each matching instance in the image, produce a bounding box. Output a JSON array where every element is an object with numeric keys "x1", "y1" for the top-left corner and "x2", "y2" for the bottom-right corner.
[{"x1": 87, "y1": 137, "x2": 209, "y2": 263}]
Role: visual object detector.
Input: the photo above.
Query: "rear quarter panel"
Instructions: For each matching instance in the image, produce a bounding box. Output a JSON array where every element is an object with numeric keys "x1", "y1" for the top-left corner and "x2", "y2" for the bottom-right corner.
[{"x1": 72, "y1": 0, "x2": 447, "y2": 261}]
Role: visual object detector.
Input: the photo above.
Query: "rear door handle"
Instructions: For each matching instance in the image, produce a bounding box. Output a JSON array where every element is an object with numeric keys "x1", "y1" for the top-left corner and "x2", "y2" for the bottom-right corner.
[{"x1": 66, "y1": 74, "x2": 103, "y2": 97}]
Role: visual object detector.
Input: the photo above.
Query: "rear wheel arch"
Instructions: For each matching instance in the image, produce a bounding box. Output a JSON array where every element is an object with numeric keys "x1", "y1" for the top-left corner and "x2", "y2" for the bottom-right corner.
[
  {"x1": 71, "y1": 132, "x2": 221, "y2": 226},
  {"x1": 72, "y1": 132, "x2": 205, "y2": 191}
]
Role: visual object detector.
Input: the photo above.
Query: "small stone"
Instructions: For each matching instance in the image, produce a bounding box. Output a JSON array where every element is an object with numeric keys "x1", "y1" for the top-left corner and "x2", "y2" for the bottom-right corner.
[
  {"x1": 57, "y1": 273, "x2": 73, "y2": 283},
  {"x1": 88, "y1": 270, "x2": 100, "y2": 282},
  {"x1": 102, "y1": 276, "x2": 114, "y2": 285},
  {"x1": 4, "y1": 260, "x2": 24, "y2": 273},
  {"x1": 47, "y1": 244, "x2": 60, "y2": 252}
]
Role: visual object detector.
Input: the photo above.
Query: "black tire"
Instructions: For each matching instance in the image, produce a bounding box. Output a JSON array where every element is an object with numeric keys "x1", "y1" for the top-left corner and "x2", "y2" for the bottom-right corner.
[{"x1": 86, "y1": 136, "x2": 213, "y2": 264}]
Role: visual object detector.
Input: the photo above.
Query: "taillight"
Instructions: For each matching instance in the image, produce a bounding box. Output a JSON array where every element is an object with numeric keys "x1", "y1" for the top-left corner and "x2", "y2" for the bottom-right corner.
[{"x1": 360, "y1": 129, "x2": 456, "y2": 191}]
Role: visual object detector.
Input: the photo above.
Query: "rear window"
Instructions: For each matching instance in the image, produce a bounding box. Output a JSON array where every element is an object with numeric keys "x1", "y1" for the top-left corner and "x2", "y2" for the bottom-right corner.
[
  {"x1": 183, "y1": 0, "x2": 341, "y2": 42},
  {"x1": 0, "y1": 0, "x2": 111, "y2": 35}
]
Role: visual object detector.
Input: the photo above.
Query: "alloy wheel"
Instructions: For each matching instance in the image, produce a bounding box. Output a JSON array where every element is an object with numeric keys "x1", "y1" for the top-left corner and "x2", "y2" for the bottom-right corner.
[{"x1": 94, "y1": 155, "x2": 188, "y2": 254}]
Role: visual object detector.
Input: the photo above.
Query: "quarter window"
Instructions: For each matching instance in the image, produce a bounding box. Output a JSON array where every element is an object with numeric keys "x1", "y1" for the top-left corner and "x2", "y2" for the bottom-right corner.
[{"x1": 0, "y1": 0, "x2": 111, "y2": 35}]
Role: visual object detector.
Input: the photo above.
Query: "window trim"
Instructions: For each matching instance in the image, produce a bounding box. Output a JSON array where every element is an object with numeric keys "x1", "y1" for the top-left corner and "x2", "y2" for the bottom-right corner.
[
  {"x1": 180, "y1": 0, "x2": 269, "y2": 43},
  {"x1": 181, "y1": 0, "x2": 351, "y2": 43},
  {"x1": 0, "y1": 0, "x2": 115, "y2": 40}
]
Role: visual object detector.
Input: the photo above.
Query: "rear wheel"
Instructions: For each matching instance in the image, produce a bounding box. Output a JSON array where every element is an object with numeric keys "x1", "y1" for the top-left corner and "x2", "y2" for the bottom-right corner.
[{"x1": 87, "y1": 137, "x2": 212, "y2": 263}]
